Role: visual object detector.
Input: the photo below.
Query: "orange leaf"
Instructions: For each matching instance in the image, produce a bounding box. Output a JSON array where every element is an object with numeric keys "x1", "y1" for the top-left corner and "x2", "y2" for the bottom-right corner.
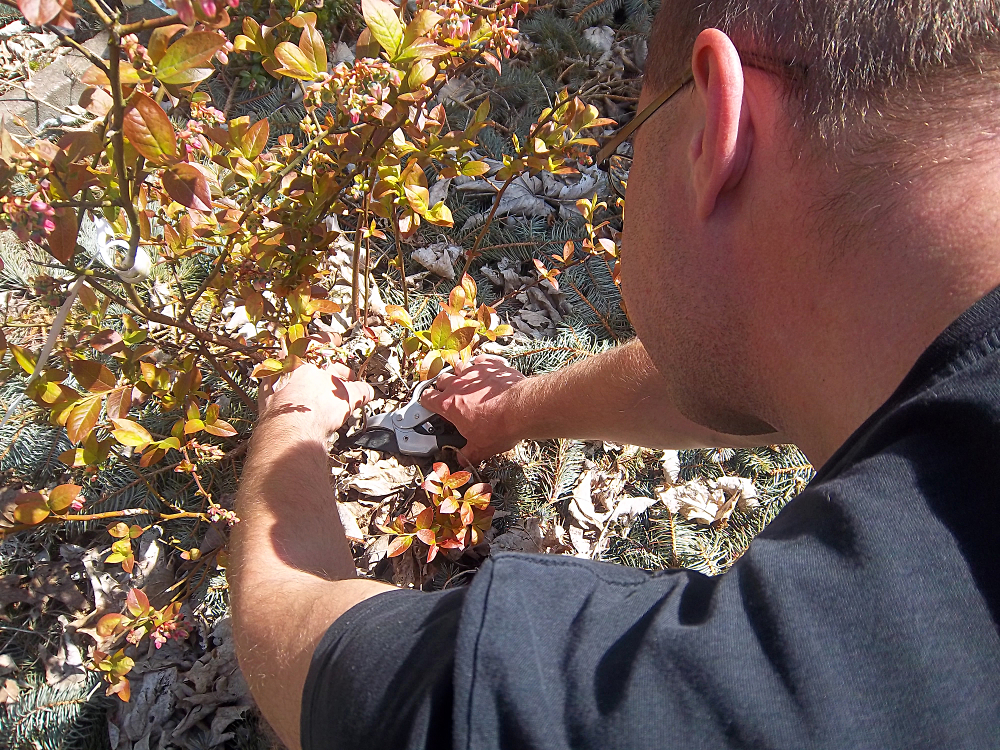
[
  {"x1": 66, "y1": 396, "x2": 102, "y2": 445},
  {"x1": 97, "y1": 613, "x2": 124, "y2": 637},
  {"x1": 123, "y1": 93, "x2": 177, "y2": 165},
  {"x1": 47, "y1": 483, "x2": 82, "y2": 513},
  {"x1": 203, "y1": 420, "x2": 237, "y2": 437},
  {"x1": 13, "y1": 499, "x2": 50, "y2": 525},
  {"x1": 387, "y1": 535, "x2": 412, "y2": 557}
]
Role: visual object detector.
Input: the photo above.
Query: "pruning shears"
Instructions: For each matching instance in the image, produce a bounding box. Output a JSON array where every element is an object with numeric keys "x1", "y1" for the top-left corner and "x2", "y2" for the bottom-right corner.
[{"x1": 339, "y1": 368, "x2": 467, "y2": 458}]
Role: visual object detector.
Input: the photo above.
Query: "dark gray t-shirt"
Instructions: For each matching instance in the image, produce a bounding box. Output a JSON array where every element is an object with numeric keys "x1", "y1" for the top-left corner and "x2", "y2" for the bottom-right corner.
[{"x1": 302, "y1": 288, "x2": 1000, "y2": 749}]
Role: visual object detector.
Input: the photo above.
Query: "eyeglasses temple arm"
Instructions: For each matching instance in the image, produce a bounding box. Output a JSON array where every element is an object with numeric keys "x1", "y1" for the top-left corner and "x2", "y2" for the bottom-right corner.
[{"x1": 594, "y1": 69, "x2": 693, "y2": 165}]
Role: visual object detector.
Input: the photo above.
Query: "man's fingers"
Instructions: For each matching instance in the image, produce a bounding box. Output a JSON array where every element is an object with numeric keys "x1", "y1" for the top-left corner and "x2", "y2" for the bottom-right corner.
[
  {"x1": 420, "y1": 388, "x2": 445, "y2": 413},
  {"x1": 435, "y1": 372, "x2": 455, "y2": 391},
  {"x1": 328, "y1": 362, "x2": 353, "y2": 381},
  {"x1": 344, "y1": 380, "x2": 374, "y2": 409}
]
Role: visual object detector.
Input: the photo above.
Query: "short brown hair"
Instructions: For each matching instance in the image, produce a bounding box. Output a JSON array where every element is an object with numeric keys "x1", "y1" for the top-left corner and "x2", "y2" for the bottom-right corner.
[{"x1": 647, "y1": 1, "x2": 1000, "y2": 144}]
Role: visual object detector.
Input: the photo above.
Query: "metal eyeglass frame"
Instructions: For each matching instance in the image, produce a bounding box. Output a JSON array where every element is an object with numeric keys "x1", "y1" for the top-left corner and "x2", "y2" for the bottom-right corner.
[{"x1": 595, "y1": 67, "x2": 694, "y2": 198}]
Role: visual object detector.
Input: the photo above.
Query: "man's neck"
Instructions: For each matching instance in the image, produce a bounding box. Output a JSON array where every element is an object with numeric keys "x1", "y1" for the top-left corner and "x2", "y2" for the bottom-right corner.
[{"x1": 766, "y1": 173, "x2": 1000, "y2": 468}]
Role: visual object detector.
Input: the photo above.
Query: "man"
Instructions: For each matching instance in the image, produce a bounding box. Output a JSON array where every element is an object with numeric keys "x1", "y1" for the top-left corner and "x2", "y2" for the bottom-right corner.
[{"x1": 230, "y1": 1, "x2": 1000, "y2": 748}]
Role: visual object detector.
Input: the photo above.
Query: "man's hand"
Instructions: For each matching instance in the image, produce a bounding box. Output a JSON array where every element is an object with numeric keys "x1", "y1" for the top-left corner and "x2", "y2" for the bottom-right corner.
[
  {"x1": 420, "y1": 355, "x2": 526, "y2": 462},
  {"x1": 258, "y1": 362, "x2": 374, "y2": 440},
  {"x1": 421, "y1": 340, "x2": 784, "y2": 461}
]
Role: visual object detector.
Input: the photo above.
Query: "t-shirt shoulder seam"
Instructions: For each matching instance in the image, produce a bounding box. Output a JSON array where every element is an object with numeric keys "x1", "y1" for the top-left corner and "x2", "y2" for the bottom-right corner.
[
  {"x1": 927, "y1": 328, "x2": 1000, "y2": 389},
  {"x1": 491, "y1": 552, "x2": 652, "y2": 587}
]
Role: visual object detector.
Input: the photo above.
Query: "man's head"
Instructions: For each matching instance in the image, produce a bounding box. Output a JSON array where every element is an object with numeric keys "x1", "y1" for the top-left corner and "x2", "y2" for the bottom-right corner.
[{"x1": 621, "y1": 1, "x2": 1000, "y2": 460}]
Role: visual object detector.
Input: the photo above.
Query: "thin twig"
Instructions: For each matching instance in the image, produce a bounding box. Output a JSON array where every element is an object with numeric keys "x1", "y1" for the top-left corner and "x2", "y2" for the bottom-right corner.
[
  {"x1": 199, "y1": 344, "x2": 258, "y2": 415},
  {"x1": 87, "y1": 278, "x2": 266, "y2": 360},
  {"x1": 393, "y1": 210, "x2": 409, "y2": 312}
]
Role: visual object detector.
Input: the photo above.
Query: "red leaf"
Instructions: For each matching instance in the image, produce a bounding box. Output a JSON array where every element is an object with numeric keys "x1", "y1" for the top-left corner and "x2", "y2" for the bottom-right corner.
[
  {"x1": 439, "y1": 494, "x2": 460, "y2": 514},
  {"x1": 162, "y1": 163, "x2": 212, "y2": 210},
  {"x1": 444, "y1": 471, "x2": 471, "y2": 489},
  {"x1": 126, "y1": 588, "x2": 149, "y2": 617},
  {"x1": 106, "y1": 388, "x2": 132, "y2": 420},
  {"x1": 414, "y1": 506, "x2": 434, "y2": 529},
  {"x1": 47, "y1": 207, "x2": 78, "y2": 263},
  {"x1": 89, "y1": 329, "x2": 124, "y2": 353},
  {"x1": 71, "y1": 359, "x2": 116, "y2": 393},
  {"x1": 16, "y1": 0, "x2": 63, "y2": 26},
  {"x1": 123, "y1": 93, "x2": 177, "y2": 165},
  {"x1": 13, "y1": 499, "x2": 49, "y2": 525}
]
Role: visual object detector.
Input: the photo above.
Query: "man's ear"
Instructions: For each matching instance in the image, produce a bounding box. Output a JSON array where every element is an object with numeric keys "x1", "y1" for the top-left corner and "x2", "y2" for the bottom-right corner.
[{"x1": 689, "y1": 28, "x2": 753, "y2": 219}]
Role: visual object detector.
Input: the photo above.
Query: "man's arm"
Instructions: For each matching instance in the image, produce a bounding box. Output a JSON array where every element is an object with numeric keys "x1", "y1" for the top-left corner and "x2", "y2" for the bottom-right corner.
[
  {"x1": 229, "y1": 364, "x2": 391, "y2": 750},
  {"x1": 422, "y1": 339, "x2": 783, "y2": 461}
]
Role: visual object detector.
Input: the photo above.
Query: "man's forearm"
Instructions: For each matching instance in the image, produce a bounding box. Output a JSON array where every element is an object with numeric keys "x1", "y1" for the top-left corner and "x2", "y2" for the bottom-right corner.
[
  {"x1": 229, "y1": 412, "x2": 388, "y2": 749},
  {"x1": 502, "y1": 339, "x2": 780, "y2": 449}
]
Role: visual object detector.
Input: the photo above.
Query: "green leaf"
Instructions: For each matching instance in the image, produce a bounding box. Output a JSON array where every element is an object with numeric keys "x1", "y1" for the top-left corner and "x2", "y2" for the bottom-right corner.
[
  {"x1": 251, "y1": 359, "x2": 284, "y2": 378},
  {"x1": 156, "y1": 31, "x2": 225, "y2": 85},
  {"x1": 362, "y1": 0, "x2": 404, "y2": 57},
  {"x1": 47, "y1": 483, "x2": 82, "y2": 513},
  {"x1": 298, "y1": 24, "x2": 327, "y2": 75},
  {"x1": 71, "y1": 359, "x2": 116, "y2": 393},
  {"x1": 404, "y1": 184, "x2": 429, "y2": 214},
  {"x1": 425, "y1": 201, "x2": 454, "y2": 227},
  {"x1": 473, "y1": 97, "x2": 490, "y2": 124},
  {"x1": 406, "y1": 58, "x2": 436, "y2": 89},
  {"x1": 110, "y1": 418, "x2": 152, "y2": 448},
  {"x1": 274, "y1": 41, "x2": 319, "y2": 80},
  {"x1": 403, "y1": 10, "x2": 441, "y2": 46},
  {"x1": 429, "y1": 311, "x2": 451, "y2": 350},
  {"x1": 162, "y1": 163, "x2": 212, "y2": 211},
  {"x1": 123, "y1": 93, "x2": 177, "y2": 166},
  {"x1": 66, "y1": 396, "x2": 102, "y2": 445},
  {"x1": 394, "y1": 37, "x2": 450, "y2": 62},
  {"x1": 461, "y1": 160, "x2": 491, "y2": 177},
  {"x1": 10, "y1": 345, "x2": 37, "y2": 375},
  {"x1": 446, "y1": 322, "x2": 477, "y2": 351}
]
